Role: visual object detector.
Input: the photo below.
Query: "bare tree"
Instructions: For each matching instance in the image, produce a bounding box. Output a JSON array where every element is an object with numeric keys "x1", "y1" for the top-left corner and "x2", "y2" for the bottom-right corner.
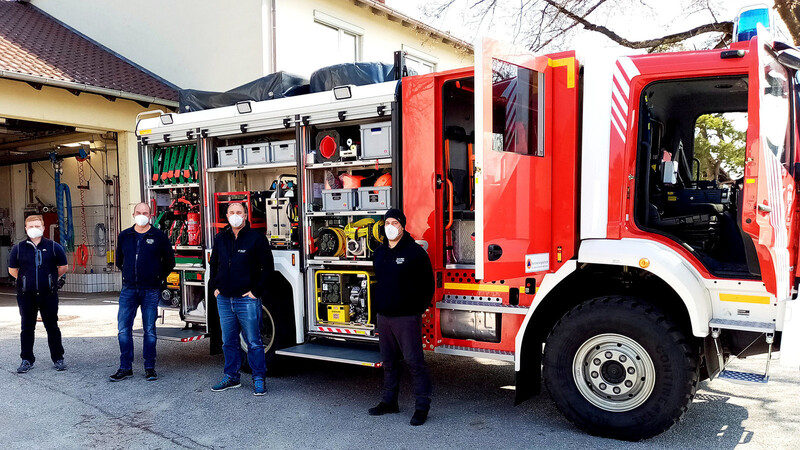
[{"x1": 425, "y1": 0, "x2": 799, "y2": 52}]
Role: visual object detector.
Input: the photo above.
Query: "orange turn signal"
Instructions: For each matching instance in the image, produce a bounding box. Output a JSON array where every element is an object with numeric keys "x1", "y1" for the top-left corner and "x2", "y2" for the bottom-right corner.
[{"x1": 639, "y1": 258, "x2": 650, "y2": 269}]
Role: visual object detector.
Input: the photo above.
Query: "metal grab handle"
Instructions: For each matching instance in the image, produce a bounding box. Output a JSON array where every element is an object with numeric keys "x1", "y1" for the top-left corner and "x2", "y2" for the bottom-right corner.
[
  {"x1": 758, "y1": 204, "x2": 772, "y2": 213},
  {"x1": 445, "y1": 179, "x2": 454, "y2": 230}
]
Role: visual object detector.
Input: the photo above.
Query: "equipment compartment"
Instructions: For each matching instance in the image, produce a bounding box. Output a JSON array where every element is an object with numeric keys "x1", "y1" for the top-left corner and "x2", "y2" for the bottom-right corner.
[{"x1": 315, "y1": 270, "x2": 375, "y2": 326}]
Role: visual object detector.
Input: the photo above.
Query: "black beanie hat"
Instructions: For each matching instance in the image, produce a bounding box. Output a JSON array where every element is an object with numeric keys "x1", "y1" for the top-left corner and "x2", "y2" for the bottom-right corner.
[{"x1": 384, "y1": 208, "x2": 406, "y2": 228}]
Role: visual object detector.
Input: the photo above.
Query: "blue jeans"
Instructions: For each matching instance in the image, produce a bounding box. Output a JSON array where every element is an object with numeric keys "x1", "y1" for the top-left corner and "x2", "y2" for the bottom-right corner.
[
  {"x1": 118, "y1": 287, "x2": 159, "y2": 370},
  {"x1": 217, "y1": 295, "x2": 266, "y2": 380}
]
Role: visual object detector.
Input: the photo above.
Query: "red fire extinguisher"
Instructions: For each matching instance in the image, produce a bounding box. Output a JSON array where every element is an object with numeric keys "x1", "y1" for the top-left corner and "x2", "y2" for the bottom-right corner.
[{"x1": 186, "y1": 212, "x2": 201, "y2": 246}]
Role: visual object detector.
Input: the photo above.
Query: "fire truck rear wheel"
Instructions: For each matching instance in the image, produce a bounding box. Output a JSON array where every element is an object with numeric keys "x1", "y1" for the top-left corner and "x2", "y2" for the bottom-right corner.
[
  {"x1": 542, "y1": 296, "x2": 698, "y2": 441},
  {"x1": 239, "y1": 301, "x2": 289, "y2": 375}
]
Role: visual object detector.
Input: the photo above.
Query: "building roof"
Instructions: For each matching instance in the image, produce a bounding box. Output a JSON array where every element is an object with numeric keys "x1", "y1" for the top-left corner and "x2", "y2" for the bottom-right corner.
[
  {"x1": 0, "y1": 0, "x2": 178, "y2": 107},
  {"x1": 352, "y1": 0, "x2": 473, "y2": 53}
]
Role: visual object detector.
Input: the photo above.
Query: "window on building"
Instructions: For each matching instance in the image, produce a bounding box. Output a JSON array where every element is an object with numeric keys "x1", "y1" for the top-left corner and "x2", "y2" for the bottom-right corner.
[
  {"x1": 402, "y1": 45, "x2": 437, "y2": 75},
  {"x1": 312, "y1": 11, "x2": 362, "y2": 69}
]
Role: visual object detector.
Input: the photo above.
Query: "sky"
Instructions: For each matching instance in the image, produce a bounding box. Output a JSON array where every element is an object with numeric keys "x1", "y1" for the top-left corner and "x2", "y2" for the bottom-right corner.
[{"x1": 384, "y1": 0, "x2": 790, "y2": 53}]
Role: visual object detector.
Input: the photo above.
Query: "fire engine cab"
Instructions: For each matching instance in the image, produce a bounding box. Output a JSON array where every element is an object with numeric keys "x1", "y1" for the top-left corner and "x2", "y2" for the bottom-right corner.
[{"x1": 135, "y1": 7, "x2": 800, "y2": 440}]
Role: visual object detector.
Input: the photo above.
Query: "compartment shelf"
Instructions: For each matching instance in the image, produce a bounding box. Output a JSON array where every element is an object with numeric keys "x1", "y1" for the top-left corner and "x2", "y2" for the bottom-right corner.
[
  {"x1": 174, "y1": 264, "x2": 205, "y2": 271},
  {"x1": 206, "y1": 161, "x2": 296, "y2": 173},
  {"x1": 309, "y1": 258, "x2": 374, "y2": 266},
  {"x1": 184, "y1": 281, "x2": 205, "y2": 287},
  {"x1": 306, "y1": 158, "x2": 392, "y2": 169},
  {"x1": 175, "y1": 245, "x2": 204, "y2": 251},
  {"x1": 306, "y1": 210, "x2": 388, "y2": 218},
  {"x1": 149, "y1": 183, "x2": 199, "y2": 189}
]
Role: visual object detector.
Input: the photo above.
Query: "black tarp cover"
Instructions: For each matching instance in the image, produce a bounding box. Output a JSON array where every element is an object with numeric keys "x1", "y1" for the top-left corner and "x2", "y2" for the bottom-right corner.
[
  {"x1": 179, "y1": 71, "x2": 309, "y2": 112},
  {"x1": 309, "y1": 62, "x2": 412, "y2": 93}
]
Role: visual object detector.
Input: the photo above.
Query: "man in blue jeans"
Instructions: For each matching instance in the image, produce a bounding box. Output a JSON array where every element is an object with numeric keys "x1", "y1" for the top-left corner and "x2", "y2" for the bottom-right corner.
[
  {"x1": 110, "y1": 202, "x2": 175, "y2": 382},
  {"x1": 208, "y1": 202, "x2": 274, "y2": 396}
]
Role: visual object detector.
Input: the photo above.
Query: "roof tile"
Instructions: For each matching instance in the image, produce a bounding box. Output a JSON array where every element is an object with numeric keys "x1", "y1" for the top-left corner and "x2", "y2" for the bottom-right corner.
[{"x1": 0, "y1": 1, "x2": 177, "y2": 102}]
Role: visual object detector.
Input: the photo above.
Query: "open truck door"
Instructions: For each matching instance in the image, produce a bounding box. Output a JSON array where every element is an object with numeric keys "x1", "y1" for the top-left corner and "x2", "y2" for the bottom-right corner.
[
  {"x1": 474, "y1": 38, "x2": 551, "y2": 281},
  {"x1": 741, "y1": 29, "x2": 795, "y2": 301}
]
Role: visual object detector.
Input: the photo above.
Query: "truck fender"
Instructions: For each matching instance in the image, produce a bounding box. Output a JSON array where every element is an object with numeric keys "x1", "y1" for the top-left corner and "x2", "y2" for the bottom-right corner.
[
  {"x1": 514, "y1": 238, "x2": 713, "y2": 371},
  {"x1": 514, "y1": 260, "x2": 577, "y2": 371},
  {"x1": 577, "y1": 238, "x2": 712, "y2": 337},
  {"x1": 272, "y1": 251, "x2": 305, "y2": 345}
]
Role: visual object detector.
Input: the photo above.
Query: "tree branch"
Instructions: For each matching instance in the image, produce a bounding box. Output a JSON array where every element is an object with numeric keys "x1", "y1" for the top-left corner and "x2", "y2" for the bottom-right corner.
[{"x1": 543, "y1": 0, "x2": 732, "y2": 49}]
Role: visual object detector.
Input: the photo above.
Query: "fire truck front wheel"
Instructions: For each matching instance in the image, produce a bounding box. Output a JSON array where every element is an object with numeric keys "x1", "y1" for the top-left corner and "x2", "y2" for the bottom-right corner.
[{"x1": 542, "y1": 296, "x2": 698, "y2": 441}]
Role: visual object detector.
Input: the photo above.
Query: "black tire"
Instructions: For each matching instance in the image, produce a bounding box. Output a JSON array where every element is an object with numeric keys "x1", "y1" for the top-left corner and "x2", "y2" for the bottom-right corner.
[
  {"x1": 542, "y1": 296, "x2": 698, "y2": 441},
  {"x1": 240, "y1": 299, "x2": 294, "y2": 376}
]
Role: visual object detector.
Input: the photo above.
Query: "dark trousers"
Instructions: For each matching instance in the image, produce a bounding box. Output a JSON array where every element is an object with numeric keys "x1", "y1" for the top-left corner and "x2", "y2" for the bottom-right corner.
[
  {"x1": 17, "y1": 291, "x2": 64, "y2": 364},
  {"x1": 377, "y1": 313, "x2": 432, "y2": 411}
]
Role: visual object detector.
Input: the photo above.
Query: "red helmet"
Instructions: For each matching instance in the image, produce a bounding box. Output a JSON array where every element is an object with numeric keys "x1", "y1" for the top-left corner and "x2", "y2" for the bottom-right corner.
[{"x1": 374, "y1": 173, "x2": 392, "y2": 187}]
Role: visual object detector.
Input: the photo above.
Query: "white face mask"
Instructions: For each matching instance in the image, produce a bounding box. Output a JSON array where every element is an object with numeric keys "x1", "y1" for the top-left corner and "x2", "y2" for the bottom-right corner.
[
  {"x1": 26, "y1": 227, "x2": 44, "y2": 239},
  {"x1": 134, "y1": 214, "x2": 150, "y2": 227},
  {"x1": 228, "y1": 214, "x2": 244, "y2": 228},
  {"x1": 384, "y1": 224, "x2": 400, "y2": 241}
]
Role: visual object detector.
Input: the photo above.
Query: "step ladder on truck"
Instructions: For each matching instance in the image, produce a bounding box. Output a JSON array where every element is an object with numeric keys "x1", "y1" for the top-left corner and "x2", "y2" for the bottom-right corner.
[{"x1": 135, "y1": 5, "x2": 800, "y2": 440}]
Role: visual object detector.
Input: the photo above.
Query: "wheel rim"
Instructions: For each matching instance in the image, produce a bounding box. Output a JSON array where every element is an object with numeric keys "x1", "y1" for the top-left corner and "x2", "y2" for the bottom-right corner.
[
  {"x1": 572, "y1": 333, "x2": 656, "y2": 412},
  {"x1": 240, "y1": 304, "x2": 276, "y2": 354}
]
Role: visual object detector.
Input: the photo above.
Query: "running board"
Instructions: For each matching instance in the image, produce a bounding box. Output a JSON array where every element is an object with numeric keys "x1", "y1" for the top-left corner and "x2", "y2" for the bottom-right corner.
[
  {"x1": 436, "y1": 299, "x2": 529, "y2": 315},
  {"x1": 276, "y1": 339, "x2": 382, "y2": 367},
  {"x1": 133, "y1": 326, "x2": 207, "y2": 343},
  {"x1": 434, "y1": 344, "x2": 515, "y2": 362},
  {"x1": 717, "y1": 370, "x2": 768, "y2": 383},
  {"x1": 708, "y1": 318, "x2": 775, "y2": 334}
]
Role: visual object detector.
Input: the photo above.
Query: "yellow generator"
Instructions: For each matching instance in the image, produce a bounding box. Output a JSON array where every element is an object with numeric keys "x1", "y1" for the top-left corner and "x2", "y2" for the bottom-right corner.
[{"x1": 315, "y1": 270, "x2": 375, "y2": 325}]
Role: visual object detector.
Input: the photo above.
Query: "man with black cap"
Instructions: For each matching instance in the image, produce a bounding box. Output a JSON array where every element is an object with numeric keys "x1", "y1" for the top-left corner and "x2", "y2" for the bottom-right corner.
[{"x1": 368, "y1": 208, "x2": 434, "y2": 426}]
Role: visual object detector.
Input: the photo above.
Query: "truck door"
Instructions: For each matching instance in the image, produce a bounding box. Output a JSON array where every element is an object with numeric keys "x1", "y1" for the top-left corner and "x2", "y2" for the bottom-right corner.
[
  {"x1": 741, "y1": 30, "x2": 795, "y2": 300},
  {"x1": 474, "y1": 37, "x2": 551, "y2": 281}
]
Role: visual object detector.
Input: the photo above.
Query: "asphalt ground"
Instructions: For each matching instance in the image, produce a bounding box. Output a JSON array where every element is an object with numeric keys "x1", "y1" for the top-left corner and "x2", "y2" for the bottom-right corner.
[{"x1": 1, "y1": 287, "x2": 800, "y2": 449}]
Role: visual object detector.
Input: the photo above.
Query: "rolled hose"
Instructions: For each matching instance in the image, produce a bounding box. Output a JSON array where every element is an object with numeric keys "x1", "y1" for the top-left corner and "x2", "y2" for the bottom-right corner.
[{"x1": 317, "y1": 227, "x2": 346, "y2": 257}]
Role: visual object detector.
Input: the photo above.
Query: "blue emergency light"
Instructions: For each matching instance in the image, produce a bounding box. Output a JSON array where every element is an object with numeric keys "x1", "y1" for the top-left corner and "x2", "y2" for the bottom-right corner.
[{"x1": 733, "y1": 6, "x2": 771, "y2": 42}]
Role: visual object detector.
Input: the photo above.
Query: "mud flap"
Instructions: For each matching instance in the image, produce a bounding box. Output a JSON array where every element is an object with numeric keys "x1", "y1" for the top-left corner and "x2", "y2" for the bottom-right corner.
[{"x1": 514, "y1": 344, "x2": 541, "y2": 405}]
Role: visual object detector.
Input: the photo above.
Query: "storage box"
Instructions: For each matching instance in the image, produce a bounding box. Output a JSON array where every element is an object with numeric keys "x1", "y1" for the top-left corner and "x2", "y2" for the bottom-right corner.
[
  {"x1": 270, "y1": 140, "x2": 296, "y2": 163},
  {"x1": 357, "y1": 186, "x2": 391, "y2": 211},
  {"x1": 322, "y1": 188, "x2": 357, "y2": 211},
  {"x1": 359, "y1": 122, "x2": 392, "y2": 159},
  {"x1": 243, "y1": 143, "x2": 268, "y2": 165},
  {"x1": 216, "y1": 145, "x2": 242, "y2": 167},
  {"x1": 327, "y1": 304, "x2": 350, "y2": 323}
]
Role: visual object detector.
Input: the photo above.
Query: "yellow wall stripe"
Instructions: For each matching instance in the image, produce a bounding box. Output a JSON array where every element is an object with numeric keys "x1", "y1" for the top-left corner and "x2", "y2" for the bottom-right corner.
[
  {"x1": 548, "y1": 57, "x2": 575, "y2": 89},
  {"x1": 444, "y1": 283, "x2": 510, "y2": 293},
  {"x1": 719, "y1": 293, "x2": 771, "y2": 304}
]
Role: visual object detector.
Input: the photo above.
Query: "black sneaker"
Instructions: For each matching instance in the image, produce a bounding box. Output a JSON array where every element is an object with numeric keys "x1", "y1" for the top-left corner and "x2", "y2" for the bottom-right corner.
[
  {"x1": 17, "y1": 360, "x2": 34, "y2": 373},
  {"x1": 410, "y1": 409, "x2": 428, "y2": 426},
  {"x1": 368, "y1": 401, "x2": 400, "y2": 416},
  {"x1": 109, "y1": 369, "x2": 134, "y2": 382},
  {"x1": 54, "y1": 359, "x2": 67, "y2": 371},
  {"x1": 145, "y1": 369, "x2": 158, "y2": 381}
]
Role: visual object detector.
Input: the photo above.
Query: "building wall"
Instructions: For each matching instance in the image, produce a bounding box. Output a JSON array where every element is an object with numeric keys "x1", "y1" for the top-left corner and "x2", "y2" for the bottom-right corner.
[
  {"x1": 275, "y1": 0, "x2": 469, "y2": 77},
  {"x1": 31, "y1": 0, "x2": 469, "y2": 91},
  {"x1": 30, "y1": 0, "x2": 265, "y2": 91}
]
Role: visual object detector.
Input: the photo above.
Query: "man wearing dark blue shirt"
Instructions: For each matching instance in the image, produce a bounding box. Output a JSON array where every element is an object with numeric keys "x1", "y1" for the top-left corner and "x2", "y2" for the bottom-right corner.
[
  {"x1": 110, "y1": 203, "x2": 175, "y2": 382},
  {"x1": 8, "y1": 215, "x2": 69, "y2": 373}
]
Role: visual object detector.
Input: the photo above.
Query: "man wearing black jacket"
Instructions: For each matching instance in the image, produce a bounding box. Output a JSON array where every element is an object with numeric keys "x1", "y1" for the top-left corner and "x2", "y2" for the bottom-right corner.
[
  {"x1": 208, "y1": 202, "x2": 273, "y2": 396},
  {"x1": 110, "y1": 203, "x2": 175, "y2": 382},
  {"x1": 368, "y1": 208, "x2": 435, "y2": 426}
]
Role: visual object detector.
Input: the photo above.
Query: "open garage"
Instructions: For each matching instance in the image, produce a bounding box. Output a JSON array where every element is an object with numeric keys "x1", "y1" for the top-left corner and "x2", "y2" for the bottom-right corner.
[{"x1": 0, "y1": 1, "x2": 177, "y2": 291}]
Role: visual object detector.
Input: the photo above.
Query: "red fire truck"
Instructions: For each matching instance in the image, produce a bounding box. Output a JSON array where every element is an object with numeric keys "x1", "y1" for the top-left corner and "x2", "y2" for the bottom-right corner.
[{"x1": 136, "y1": 11, "x2": 800, "y2": 440}]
